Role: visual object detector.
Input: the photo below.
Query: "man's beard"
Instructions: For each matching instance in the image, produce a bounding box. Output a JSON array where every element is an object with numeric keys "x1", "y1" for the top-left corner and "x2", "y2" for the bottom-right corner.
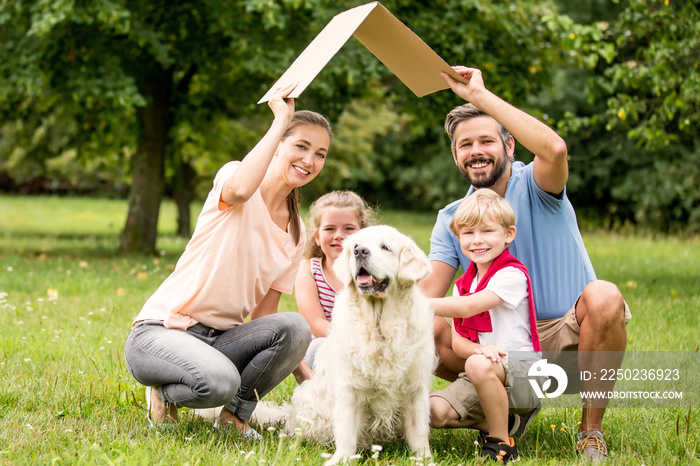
[{"x1": 458, "y1": 155, "x2": 509, "y2": 188}]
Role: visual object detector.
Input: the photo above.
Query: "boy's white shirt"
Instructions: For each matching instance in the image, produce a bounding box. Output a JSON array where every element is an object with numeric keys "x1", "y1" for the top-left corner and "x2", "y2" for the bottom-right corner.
[{"x1": 461, "y1": 266, "x2": 536, "y2": 353}]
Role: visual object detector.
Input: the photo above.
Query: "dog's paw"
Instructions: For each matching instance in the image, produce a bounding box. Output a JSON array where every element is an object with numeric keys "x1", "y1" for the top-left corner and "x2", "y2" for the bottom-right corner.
[
  {"x1": 250, "y1": 401, "x2": 287, "y2": 429},
  {"x1": 192, "y1": 406, "x2": 223, "y2": 422},
  {"x1": 415, "y1": 444, "x2": 432, "y2": 458},
  {"x1": 412, "y1": 450, "x2": 432, "y2": 460},
  {"x1": 323, "y1": 451, "x2": 359, "y2": 466}
]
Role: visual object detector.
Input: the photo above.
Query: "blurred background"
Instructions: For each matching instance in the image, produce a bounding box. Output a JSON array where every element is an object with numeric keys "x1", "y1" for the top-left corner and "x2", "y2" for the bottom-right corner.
[{"x1": 1, "y1": 0, "x2": 698, "y2": 253}]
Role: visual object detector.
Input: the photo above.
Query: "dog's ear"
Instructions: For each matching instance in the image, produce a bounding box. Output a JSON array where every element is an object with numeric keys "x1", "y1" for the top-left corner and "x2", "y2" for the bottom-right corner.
[
  {"x1": 333, "y1": 240, "x2": 354, "y2": 286},
  {"x1": 397, "y1": 242, "x2": 432, "y2": 286}
]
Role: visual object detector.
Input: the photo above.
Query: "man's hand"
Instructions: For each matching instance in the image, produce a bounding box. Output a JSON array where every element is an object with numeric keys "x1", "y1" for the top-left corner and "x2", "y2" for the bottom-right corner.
[{"x1": 441, "y1": 66, "x2": 486, "y2": 103}]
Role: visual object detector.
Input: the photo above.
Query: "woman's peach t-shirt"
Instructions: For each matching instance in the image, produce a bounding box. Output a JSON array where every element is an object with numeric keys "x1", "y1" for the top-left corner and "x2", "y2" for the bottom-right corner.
[{"x1": 133, "y1": 161, "x2": 305, "y2": 331}]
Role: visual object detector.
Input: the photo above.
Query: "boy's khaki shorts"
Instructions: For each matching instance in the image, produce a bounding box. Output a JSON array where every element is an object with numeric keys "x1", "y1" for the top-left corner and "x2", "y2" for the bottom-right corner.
[
  {"x1": 430, "y1": 355, "x2": 542, "y2": 422},
  {"x1": 433, "y1": 296, "x2": 632, "y2": 418}
]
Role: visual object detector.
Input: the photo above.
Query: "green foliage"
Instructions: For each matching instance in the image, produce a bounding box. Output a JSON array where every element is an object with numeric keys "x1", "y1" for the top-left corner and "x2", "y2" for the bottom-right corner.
[
  {"x1": 3, "y1": 0, "x2": 699, "y2": 236},
  {"x1": 609, "y1": 142, "x2": 700, "y2": 233},
  {"x1": 1, "y1": 0, "x2": 374, "y2": 251},
  {"x1": 581, "y1": 0, "x2": 700, "y2": 150},
  {"x1": 0, "y1": 103, "x2": 132, "y2": 189},
  {"x1": 542, "y1": 0, "x2": 700, "y2": 233},
  {"x1": 0, "y1": 0, "x2": 570, "y2": 208}
]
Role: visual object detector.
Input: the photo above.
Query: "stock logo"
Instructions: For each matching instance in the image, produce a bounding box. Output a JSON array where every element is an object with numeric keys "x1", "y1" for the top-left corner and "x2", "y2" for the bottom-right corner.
[{"x1": 528, "y1": 359, "x2": 568, "y2": 399}]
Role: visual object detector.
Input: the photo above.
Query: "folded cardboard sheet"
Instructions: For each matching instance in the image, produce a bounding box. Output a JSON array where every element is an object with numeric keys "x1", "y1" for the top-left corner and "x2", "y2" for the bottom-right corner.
[{"x1": 258, "y1": 1, "x2": 466, "y2": 103}]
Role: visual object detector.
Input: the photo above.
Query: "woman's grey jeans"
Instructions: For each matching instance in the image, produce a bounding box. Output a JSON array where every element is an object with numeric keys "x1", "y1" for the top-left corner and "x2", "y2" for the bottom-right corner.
[{"x1": 124, "y1": 313, "x2": 311, "y2": 421}]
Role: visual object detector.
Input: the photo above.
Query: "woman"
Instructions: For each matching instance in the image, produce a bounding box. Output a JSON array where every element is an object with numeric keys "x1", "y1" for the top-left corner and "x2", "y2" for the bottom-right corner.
[{"x1": 124, "y1": 84, "x2": 331, "y2": 438}]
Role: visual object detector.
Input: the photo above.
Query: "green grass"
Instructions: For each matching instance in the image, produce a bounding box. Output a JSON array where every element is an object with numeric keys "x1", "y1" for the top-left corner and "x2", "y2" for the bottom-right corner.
[{"x1": 0, "y1": 195, "x2": 698, "y2": 465}]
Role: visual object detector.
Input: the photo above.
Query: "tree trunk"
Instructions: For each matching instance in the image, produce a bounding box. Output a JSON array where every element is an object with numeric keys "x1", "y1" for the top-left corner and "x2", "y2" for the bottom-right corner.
[
  {"x1": 120, "y1": 71, "x2": 173, "y2": 254},
  {"x1": 174, "y1": 160, "x2": 196, "y2": 238}
]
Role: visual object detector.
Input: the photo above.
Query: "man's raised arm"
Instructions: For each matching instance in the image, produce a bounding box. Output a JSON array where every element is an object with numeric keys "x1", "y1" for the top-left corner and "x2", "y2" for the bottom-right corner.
[{"x1": 442, "y1": 66, "x2": 568, "y2": 195}]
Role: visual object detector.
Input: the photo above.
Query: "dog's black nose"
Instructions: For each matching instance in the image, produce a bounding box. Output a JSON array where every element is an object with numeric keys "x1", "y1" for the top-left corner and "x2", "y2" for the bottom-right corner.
[{"x1": 354, "y1": 245, "x2": 370, "y2": 258}]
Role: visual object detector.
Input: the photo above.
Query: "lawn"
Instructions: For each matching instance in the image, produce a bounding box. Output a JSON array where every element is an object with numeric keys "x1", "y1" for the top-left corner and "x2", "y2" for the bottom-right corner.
[{"x1": 0, "y1": 195, "x2": 698, "y2": 465}]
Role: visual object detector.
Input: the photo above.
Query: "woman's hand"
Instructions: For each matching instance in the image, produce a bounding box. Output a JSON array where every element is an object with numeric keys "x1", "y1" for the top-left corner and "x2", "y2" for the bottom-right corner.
[
  {"x1": 220, "y1": 82, "x2": 298, "y2": 205},
  {"x1": 292, "y1": 361, "x2": 313, "y2": 385},
  {"x1": 267, "y1": 82, "x2": 297, "y2": 124}
]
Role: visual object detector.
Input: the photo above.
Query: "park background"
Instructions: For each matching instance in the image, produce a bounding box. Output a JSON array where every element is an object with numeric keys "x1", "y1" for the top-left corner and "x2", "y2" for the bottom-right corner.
[{"x1": 0, "y1": 0, "x2": 698, "y2": 464}]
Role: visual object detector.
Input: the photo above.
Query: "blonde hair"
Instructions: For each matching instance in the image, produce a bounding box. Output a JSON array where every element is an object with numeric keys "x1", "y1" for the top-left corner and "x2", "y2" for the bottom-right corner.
[
  {"x1": 304, "y1": 191, "x2": 374, "y2": 260},
  {"x1": 282, "y1": 110, "x2": 333, "y2": 245},
  {"x1": 450, "y1": 189, "x2": 516, "y2": 236}
]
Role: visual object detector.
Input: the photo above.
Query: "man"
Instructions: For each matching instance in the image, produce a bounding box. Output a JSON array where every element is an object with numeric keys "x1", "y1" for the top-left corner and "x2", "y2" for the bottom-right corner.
[{"x1": 422, "y1": 66, "x2": 630, "y2": 462}]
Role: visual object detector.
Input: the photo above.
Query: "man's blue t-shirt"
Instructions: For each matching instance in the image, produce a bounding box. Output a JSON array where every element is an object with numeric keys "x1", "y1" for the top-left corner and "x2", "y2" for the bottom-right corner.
[{"x1": 429, "y1": 161, "x2": 596, "y2": 321}]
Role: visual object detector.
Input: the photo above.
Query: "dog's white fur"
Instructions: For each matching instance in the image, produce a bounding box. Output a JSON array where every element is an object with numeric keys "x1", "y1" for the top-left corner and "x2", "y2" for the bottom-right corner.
[{"x1": 287, "y1": 225, "x2": 435, "y2": 465}]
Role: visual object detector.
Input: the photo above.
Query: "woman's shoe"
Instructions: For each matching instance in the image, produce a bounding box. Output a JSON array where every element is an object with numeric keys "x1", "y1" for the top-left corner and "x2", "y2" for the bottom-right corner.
[
  {"x1": 145, "y1": 386, "x2": 178, "y2": 427},
  {"x1": 213, "y1": 408, "x2": 262, "y2": 441}
]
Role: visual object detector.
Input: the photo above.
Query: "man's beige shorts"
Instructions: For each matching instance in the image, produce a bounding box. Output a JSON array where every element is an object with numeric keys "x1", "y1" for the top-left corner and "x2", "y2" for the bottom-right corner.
[{"x1": 537, "y1": 297, "x2": 632, "y2": 352}]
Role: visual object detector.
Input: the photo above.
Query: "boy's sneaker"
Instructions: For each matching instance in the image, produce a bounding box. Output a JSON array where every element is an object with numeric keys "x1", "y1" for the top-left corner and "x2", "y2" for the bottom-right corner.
[
  {"x1": 576, "y1": 430, "x2": 608, "y2": 462},
  {"x1": 477, "y1": 405, "x2": 539, "y2": 445},
  {"x1": 480, "y1": 436, "x2": 518, "y2": 463},
  {"x1": 510, "y1": 402, "x2": 541, "y2": 438}
]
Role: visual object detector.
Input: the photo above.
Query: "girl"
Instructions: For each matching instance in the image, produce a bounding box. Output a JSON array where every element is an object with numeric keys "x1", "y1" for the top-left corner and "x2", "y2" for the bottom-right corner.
[
  {"x1": 124, "y1": 84, "x2": 332, "y2": 438},
  {"x1": 293, "y1": 190, "x2": 374, "y2": 381}
]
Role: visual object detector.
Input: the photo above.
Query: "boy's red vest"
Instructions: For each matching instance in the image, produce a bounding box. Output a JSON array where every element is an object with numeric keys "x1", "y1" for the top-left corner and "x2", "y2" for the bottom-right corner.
[{"x1": 454, "y1": 250, "x2": 541, "y2": 351}]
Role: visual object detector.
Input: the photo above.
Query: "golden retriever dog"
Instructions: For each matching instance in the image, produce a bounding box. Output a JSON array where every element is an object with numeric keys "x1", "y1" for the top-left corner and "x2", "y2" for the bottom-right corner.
[{"x1": 287, "y1": 225, "x2": 435, "y2": 465}]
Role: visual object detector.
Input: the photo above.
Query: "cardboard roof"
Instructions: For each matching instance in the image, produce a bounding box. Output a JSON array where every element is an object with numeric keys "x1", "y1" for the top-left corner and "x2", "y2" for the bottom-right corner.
[{"x1": 258, "y1": 1, "x2": 466, "y2": 103}]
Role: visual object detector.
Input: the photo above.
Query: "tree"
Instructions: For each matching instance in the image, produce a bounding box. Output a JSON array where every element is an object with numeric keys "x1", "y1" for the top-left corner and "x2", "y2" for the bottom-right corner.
[
  {"x1": 0, "y1": 0, "x2": 356, "y2": 253},
  {"x1": 542, "y1": 0, "x2": 700, "y2": 232},
  {"x1": 2, "y1": 0, "x2": 575, "y2": 251},
  {"x1": 554, "y1": 0, "x2": 700, "y2": 149}
]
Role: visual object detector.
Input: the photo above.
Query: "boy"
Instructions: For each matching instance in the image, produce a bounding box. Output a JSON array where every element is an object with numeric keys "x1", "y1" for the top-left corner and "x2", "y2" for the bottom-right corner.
[{"x1": 428, "y1": 188, "x2": 541, "y2": 464}]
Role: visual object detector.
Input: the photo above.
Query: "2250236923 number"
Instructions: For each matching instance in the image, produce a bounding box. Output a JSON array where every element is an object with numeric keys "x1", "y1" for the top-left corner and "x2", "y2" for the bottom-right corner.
[{"x1": 600, "y1": 368, "x2": 680, "y2": 381}]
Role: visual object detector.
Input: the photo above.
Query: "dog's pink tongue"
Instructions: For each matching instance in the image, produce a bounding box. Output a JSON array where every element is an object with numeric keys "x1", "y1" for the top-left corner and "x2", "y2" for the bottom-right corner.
[{"x1": 356, "y1": 275, "x2": 373, "y2": 285}]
